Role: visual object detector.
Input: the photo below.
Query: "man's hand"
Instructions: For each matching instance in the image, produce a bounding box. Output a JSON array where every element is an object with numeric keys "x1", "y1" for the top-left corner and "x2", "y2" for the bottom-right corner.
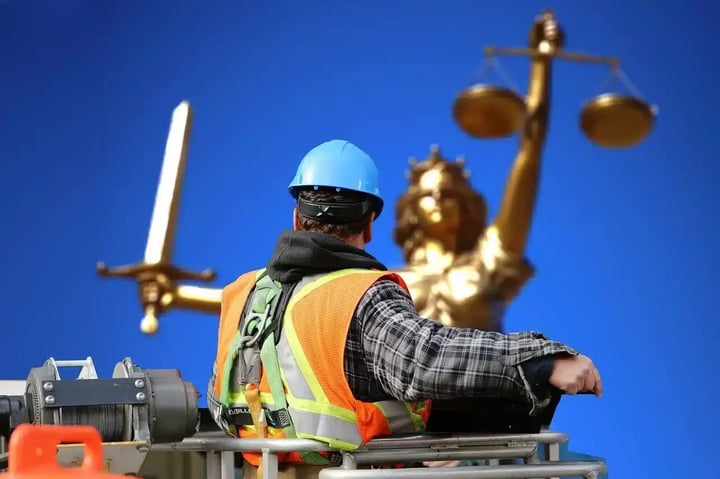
[{"x1": 549, "y1": 354, "x2": 603, "y2": 397}]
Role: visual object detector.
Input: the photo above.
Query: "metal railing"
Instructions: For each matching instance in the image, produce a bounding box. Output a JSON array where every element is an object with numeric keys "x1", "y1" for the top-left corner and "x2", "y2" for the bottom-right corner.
[{"x1": 154, "y1": 429, "x2": 607, "y2": 479}]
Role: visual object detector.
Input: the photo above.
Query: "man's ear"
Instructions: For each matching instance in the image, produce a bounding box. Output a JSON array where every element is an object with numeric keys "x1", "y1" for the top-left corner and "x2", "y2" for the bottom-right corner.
[
  {"x1": 293, "y1": 207, "x2": 300, "y2": 231},
  {"x1": 363, "y1": 212, "x2": 375, "y2": 244}
]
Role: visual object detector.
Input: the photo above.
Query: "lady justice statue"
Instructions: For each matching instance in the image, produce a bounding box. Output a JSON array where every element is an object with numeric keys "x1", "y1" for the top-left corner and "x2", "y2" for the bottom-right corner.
[
  {"x1": 393, "y1": 10, "x2": 654, "y2": 332},
  {"x1": 392, "y1": 144, "x2": 535, "y2": 332},
  {"x1": 97, "y1": 11, "x2": 655, "y2": 335}
]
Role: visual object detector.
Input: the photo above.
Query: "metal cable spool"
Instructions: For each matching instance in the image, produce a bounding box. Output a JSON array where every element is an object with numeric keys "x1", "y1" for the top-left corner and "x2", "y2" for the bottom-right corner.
[
  {"x1": 56, "y1": 406, "x2": 127, "y2": 442},
  {"x1": 113, "y1": 362, "x2": 200, "y2": 444},
  {"x1": 25, "y1": 364, "x2": 127, "y2": 443},
  {"x1": 0, "y1": 357, "x2": 200, "y2": 445}
]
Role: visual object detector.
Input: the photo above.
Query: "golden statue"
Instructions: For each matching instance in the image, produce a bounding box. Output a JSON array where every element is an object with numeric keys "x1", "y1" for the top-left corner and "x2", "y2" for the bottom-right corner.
[
  {"x1": 97, "y1": 11, "x2": 656, "y2": 335},
  {"x1": 390, "y1": 10, "x2": 655, "y2": 331},
  {"x1": 392, "y1": 145, "x2": 535, "y2": 331}
]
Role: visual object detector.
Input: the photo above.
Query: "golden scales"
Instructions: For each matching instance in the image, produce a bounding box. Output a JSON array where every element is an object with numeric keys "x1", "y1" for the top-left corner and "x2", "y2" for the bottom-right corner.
[{"x1": 453, "y1": 11, "x2": 657, "y2": 148}]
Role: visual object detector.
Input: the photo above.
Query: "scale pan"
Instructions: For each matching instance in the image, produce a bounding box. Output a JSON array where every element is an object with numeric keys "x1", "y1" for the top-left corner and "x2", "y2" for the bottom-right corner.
[
  {"x1": 453, "y1": 84, "x2": 526, "y2": 139},
  {"x1": 580, "y1": 93, "x2": 656, "y2": 148}
]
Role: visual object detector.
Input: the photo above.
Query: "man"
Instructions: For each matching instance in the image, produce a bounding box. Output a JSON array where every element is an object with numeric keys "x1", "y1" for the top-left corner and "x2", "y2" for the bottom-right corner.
[{"x1": 207, "y1": 139, "x2": 602, "y2": 477}]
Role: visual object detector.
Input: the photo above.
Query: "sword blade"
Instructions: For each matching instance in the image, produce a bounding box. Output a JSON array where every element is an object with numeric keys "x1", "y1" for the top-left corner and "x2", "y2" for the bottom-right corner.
[{"x1": 143, "y1": 101, "x2": 194, "y2": 265}]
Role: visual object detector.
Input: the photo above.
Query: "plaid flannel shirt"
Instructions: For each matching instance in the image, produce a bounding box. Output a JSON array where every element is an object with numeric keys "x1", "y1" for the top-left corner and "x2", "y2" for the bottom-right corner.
[{"x1": 207, "y1": 278, "x2": 577, "y2": 433}]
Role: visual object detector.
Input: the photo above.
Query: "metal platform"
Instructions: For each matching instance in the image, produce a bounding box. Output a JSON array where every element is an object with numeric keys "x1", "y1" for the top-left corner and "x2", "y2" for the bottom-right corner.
[
  {"x1": 0, "y1": 426, "x2": 606, "y2": 479},
  {"x1": 151, "y1": 429, "x2": 607, "y2": 479},
  {"x1": 1, "y1": 383, "x2": 607, "y2": 479}
]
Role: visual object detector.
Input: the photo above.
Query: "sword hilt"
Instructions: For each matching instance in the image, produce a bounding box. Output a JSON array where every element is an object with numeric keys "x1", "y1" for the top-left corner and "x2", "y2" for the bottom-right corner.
[
  {"x1": 96, "y1": 261, "x2": 216, "y2": 282},
  {"x1": 96, "y1": 261, "x2": 216, "y2": 334}
]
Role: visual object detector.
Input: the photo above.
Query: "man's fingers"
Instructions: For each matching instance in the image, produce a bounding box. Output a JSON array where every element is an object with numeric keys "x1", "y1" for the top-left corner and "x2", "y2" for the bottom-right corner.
[
  {"x1": 583, "y1": 369, "x2": 596, "y2": 394},
  {"x1": 592, "y1": 366, "x2": 603, "y2": 398},
  {"x1": 575, "y1": 378, "x2": 588, "y2": 395},
  {"x1": 565, "y1": 382, "x2": 578, "y2": 395},
  {"x1": 550, "y1": 356, "x2": 603, "y2": 397}
]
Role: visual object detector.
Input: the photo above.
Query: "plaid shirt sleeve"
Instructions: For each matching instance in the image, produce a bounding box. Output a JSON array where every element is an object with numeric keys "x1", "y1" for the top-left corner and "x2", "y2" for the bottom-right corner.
[{"x1": 355, "y1": 279, "x2": 578, "y2": 415}]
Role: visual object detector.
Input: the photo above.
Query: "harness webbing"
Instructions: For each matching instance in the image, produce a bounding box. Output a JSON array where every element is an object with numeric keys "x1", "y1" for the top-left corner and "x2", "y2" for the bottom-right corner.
[{"x1": 229, "y1": 271, "x2": 330, "y2": 465}]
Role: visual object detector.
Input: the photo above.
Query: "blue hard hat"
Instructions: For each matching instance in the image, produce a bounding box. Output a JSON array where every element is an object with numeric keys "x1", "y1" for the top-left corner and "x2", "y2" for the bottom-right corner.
[{"x1": 288, "y1": 139, "x2": 384, "y2": 216}]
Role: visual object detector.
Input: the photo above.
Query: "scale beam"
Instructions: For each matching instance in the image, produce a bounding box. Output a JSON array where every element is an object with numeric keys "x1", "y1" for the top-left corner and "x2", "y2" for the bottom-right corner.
[{"x1": 483, "y1": 46, "x2": 620, "y2": 69}]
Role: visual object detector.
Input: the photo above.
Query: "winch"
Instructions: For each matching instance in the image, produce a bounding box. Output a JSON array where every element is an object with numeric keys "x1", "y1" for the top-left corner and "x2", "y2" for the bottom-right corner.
[{"x1": 0, "y1": 356, "x2": 200, "y2": 473}]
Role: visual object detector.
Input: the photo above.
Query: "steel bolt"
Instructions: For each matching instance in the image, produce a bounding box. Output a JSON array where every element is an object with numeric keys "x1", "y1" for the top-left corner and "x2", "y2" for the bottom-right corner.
[
  {"x1": 136, "y1": 392, "x2": 146, "y2": 401},
  {"x1": 134, "y1": 379, "x2": 145, "y2": 389},
  {"x1": 45, "y1": 395, "x2": 55, "y2": 405},
  {"x1": 43, "y1": 382, "x2": 53, "y2": 391}
]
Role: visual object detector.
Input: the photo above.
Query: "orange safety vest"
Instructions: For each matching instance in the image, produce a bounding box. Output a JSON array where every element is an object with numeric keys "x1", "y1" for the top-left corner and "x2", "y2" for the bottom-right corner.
[{"x1": 212, "y1": 268, "x2": 431, "y2": 466}]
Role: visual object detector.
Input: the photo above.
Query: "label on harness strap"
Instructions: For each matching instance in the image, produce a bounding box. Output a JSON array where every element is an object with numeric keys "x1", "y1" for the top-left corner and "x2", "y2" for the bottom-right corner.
[{"x1": 224, "y1": 405, "x2": 292, "y2": 429}]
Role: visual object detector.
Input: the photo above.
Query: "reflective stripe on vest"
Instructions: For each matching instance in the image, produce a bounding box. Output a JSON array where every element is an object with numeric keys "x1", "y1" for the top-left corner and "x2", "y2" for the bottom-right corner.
[{"x1": 218, "y1": 268, "x2": 429, "y2": 451}]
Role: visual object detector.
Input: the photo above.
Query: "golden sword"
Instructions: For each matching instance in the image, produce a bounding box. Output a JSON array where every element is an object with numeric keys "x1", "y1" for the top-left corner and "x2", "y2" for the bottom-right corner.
[{"x1": 96, "y1": 101, "x2": 216, "y2": 334}]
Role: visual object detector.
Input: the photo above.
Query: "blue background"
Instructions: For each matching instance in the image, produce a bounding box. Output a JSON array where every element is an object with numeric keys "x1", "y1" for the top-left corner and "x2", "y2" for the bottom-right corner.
[{"x1": 1, "y1": 1, "x2": 717, "y2": 477}]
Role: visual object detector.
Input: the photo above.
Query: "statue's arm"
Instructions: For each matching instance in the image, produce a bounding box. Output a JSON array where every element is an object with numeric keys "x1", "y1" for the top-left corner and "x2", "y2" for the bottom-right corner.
[
  {"x1": 489, "y1": 54, "x2": 551, "y2": 258},
  {"x1": 476, "y1": 16, "x2": 559, "y2": 301},
  {"x1": 174, "y1": 285, "x2": 222, "y2": 314},
  {"x1": 473, "y1": 227, "x2": 535, "y2": 302}
]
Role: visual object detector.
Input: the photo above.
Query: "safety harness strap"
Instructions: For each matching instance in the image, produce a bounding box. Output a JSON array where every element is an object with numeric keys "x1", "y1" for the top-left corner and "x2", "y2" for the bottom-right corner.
[{"x1": 226, "y1": 271, "x2": 330, "y2": 465}]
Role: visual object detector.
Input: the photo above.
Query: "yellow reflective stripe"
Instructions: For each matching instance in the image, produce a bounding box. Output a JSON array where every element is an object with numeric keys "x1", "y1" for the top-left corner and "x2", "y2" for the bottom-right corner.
[
  {"x1": 282, "y1": 269, "x2": 380, "y2": 402},
  {"x1": 374, "y1": 401, "x2": 415, "y2": 434},
  {"x1": 296, "y1": 432, "x2": 359, "y2": 452},
  {"x1": 285, "y1": 269, "x2": 372, "y2": 309},
  {"x1": 277, "y1": 331, "x2": 315, "y2": 401},
  {"x1": 228, "y1": 392, "x2": 275, "y2": 405},
  {"x1": 282, "y1": 300, "x2": 325, "y2": 401},
  {"x1": 287, "y1": 395, "x2": 357, "y2": 424},
  {"x1": 288, "y1": 406, "x2": 362, "y2": 449},
  {"x1": 279, "y1": 324, "x2": 359, "y2": 422}
]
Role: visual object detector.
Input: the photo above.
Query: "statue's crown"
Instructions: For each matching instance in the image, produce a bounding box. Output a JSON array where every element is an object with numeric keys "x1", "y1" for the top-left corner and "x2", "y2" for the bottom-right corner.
[{"x1": 405, "y1": 145, "x2": 471, "y2": 191}]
